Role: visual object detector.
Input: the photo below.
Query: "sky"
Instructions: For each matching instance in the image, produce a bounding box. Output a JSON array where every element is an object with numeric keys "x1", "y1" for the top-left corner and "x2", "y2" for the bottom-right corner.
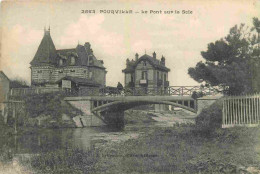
[{"x1": 0, "y1": 0, "x2": 259, "y2": 86}]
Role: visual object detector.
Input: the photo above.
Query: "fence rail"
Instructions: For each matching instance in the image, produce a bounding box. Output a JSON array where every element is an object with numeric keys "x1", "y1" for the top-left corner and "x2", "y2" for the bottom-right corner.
[
  {"x1": 222, "y1": 94, "x2": 260, "y2": 128},
  {"x1": 9, "y1": 87, "x2": 62, "y2": 96}
]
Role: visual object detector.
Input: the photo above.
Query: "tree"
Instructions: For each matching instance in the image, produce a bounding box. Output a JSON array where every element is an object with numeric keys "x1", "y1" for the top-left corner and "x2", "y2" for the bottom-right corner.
[
  {"x1": 117, "y1": 82, "x2": 124, "y2": 92},
  {"x1": 188, "y1": 18, "x2": 260, "y2": 95},
  {"x1": 10, "y1": 78, "x2": 29, "y2": 88}
]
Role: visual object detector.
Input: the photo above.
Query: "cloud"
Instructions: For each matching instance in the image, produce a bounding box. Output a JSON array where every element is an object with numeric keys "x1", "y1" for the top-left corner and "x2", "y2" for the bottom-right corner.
[
  {"x1": 59, "y1": 14, "x2": 125, "y2": 56},
  {"x1": 1, "y1": 25, "x2": 42, "y2": 82}
]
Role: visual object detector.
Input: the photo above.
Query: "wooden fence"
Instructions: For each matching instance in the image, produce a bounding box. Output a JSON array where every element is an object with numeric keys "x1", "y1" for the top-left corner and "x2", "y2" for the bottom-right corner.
[
  {"x1": 9, "y1": 87, "x2": 62, "y2": 97},
  {"x1": 222, "y1": 94, "x2": 260, "y2": 128}
]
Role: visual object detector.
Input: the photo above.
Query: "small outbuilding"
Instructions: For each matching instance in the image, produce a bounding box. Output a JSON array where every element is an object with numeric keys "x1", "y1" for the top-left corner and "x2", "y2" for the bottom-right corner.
[{"x1": 0, "y1": 71, "x2": 10, "y2": 103}]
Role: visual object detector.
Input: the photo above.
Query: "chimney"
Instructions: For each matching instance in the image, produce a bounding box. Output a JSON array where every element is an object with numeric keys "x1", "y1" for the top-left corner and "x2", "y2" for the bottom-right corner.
[
  {"x1": 161, "y1": 55, "x2": 165, "y2": 66},
  {"x1": 153, "y1": 52, "x2": 156, "y2": 59},
  {"x1": 84, "y1": 42, "x2": 91, "y2": 50},
  {"x1": 126, "y1": 58, "x2": 130, "y2": 65},
  {"x1": 135, "y1": 53, "x2": 139, "y2": 61},
  {"x1": 44, "y1": 26, "x2": 50, "y2": 35}
]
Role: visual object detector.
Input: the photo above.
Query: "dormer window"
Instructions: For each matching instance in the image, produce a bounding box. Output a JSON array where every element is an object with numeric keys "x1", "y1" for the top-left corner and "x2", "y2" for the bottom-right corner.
[
  {"x1": 88, "y1": 55, "x2": 93, "y2": 65},
  {"x1": 59, "y1": 59, "x2": 63, "y2": 66},
  {"x1": 71, "y1": 57, "x2": 75, "y2": 65},
  {"x1": 143, "y1": 61, "x2": 147, "y2": 66}
]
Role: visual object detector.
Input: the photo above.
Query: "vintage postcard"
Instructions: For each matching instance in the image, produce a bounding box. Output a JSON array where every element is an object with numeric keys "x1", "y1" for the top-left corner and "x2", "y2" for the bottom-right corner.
[{"x1": 0, "y1": 0, "x2": 260, "y2": 173}]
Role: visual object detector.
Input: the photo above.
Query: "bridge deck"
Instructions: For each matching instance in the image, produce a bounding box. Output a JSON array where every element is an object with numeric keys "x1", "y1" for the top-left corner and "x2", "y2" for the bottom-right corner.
[{"x1": 64, "y1": 95, "x2": 194, "y2": 102}]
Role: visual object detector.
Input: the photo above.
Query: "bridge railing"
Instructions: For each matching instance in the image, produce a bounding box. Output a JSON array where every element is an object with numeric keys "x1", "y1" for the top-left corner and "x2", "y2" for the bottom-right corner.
[
  {"x1": 73, "y1": 86, "x2": 222, "y2": 96},
  {"x1": 8, "y1": 86, "x2": 222, "y2": 97}
]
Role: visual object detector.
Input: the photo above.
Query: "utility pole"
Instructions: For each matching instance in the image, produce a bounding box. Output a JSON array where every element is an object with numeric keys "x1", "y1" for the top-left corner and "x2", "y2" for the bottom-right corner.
[{"x1": 12, "y1": 102, "x2": 17, "y2": 134}]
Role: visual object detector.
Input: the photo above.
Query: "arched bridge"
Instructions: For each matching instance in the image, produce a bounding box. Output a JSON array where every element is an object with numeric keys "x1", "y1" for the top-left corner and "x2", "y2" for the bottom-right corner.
[
  {"x1": 90, "y1": 96, "x2": 196, "y2": 113},
  {"x1": 64, "y1": 86, "x2": 223, "y2": 128},
  {"x1": 64, "y1": 95, "x2": 197, "y2": 128}
]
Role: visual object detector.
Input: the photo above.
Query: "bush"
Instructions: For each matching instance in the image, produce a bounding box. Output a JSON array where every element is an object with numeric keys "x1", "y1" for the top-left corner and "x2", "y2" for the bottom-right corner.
[
  {"x1": 195, "y1": 99, "x2": 223, "y2": 132},
  {"x1": 24, "y1": 92, "x2": 82, "y2": 121},
  {"x1": 29, "y1": 147, "x2": 99, "y2": 173}
]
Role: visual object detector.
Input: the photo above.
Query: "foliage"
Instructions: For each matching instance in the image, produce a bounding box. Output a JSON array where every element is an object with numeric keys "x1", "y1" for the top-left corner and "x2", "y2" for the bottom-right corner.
[
  {"x1": 10, "y1": 78, "x2": 29, "y2": 88},
  {"x1": 191, "y1": 91, "x2": 204, "y2": 99},
  {"x1": 195, "y1": 99, "x2": 223, "y2": 133},
  {"x1": 188, "y1": 17, "x2": 260, "y2": 95},
  {"x1": 27, "y1": 125, "x2": 260, "y2": 174},
  {"x1": 116, "y1": 82, "x2": 123, "y2": 90},
  {"x1": 126, "y1": 81, "x2": 135, "y2": 88},
  {"x1": 24, "y1": 92, "x2": 82, "y2": 121},
  {"x1": 29, "y1": 147, "x2": 99, "y2": 174}
]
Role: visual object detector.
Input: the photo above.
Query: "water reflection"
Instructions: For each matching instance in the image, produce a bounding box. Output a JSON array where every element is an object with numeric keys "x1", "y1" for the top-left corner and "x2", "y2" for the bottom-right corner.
[
  {"x1": 1, "y1": 112, "x2": 193, "y2": 157},
  {"x1": 1, "y1": 126, "x2": 119, "y2": 156}
]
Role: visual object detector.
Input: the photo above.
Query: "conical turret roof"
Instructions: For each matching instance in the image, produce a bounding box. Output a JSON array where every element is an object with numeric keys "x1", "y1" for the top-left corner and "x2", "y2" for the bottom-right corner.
[{"x1": 30, "y1": 29, "x2": 57, "y2": 66}]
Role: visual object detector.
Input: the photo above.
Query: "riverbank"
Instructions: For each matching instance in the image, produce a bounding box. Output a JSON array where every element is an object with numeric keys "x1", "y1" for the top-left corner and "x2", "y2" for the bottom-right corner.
[
  {"x1": 92, "y1": 126, "x2": 260, "y2": 174},
  {"x1": 1, "y1": 107, "x2": 260, "y2": 174},
  {"x1": 22, "y1": 124, "x2": 260, "y2": 174}
]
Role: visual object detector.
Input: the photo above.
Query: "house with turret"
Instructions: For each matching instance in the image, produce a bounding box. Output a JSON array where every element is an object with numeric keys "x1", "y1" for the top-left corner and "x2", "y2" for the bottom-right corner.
[{"x1": 30, "y1": 28, "x2": 106, "y2": 90}]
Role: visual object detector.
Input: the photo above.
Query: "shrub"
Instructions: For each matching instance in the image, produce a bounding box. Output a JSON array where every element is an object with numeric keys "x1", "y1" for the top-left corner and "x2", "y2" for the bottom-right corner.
[
  {"x1": 24, "y1": 92, "x2": 82, "y2": 121},
  {"x1": 30, "y1": 147, "x2": 99, "y2": 173},
  {"x1": 195, "y1": 99, "x2": 223, "y2": 132}
]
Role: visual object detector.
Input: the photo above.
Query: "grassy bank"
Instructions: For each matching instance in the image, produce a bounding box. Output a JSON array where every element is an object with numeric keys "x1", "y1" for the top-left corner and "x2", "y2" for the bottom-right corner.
[
  {"x1": 26, "y1": 125, "x2": 260, "y2": 174},
  {"x1": 124, "y1": 110, "x2": 156, "y2": 124}
]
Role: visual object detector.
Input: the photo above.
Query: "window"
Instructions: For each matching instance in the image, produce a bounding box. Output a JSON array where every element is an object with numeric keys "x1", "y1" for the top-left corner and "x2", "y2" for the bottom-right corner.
[
  {"x1": 59, "y1": 59, "x2": 63, "y2": 66},
  {"x1": 143, "y1": 61, "x2": 147, "y2": 66},
  {"x1": 58, "y1": 70, "x2": 63, "y2": 73},
  {"x1": 84, "y1": 70, "x2": 87, "y2": 73},
  {"x1": 131, "y1": 74, "x2": 134, "y2": 82},
  {"x1": 89, "y1": 71, "x2": 93, "y2": 78},
  {"x1": 37, "y1": 70, "x2": 42, "y2": 73},
  {"x1": 88, "y1": 55, "x2": 93, "y2": 65},
  {"x1": 142, "y1": 71, "x2": 147, "y2": 80},
  {"x1": 71, "y1": 57, "x2": 75, "y2": 65},
  {"x1": 70, "y1": 70, "x2": 75, "y2": 72},
  {"x1": 164, "y1": 74, "x2": 167, "y2": 81},
  {"x1": 157, "y1": 71, "x2": 159, "y2": 80}
]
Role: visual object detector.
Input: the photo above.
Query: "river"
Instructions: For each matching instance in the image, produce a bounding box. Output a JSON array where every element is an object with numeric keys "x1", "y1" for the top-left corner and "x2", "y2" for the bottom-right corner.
[{"x1": 1, "y1": 110, "x2": 196, "y2": 158}]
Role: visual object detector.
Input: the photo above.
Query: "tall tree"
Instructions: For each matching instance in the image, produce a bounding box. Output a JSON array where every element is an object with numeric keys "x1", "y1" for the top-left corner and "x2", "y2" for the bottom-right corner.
[{"x1": 188, "y1": 18, "x2": 260, "y2": 95}]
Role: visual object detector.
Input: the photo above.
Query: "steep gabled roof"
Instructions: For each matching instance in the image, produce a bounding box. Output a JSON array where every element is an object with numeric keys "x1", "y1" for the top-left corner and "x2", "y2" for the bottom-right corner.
[
  {"x1": 30, "y1": 29, "x2": 106, "y2": 70},
  {"x1": 56, "y1": 44, "x2": 105, "y2": 69},
  {"x1": 30, "y1": 30, "x2": 57, "y2": 66},
  {"x1": 122, "y1": 54, "x2": 170, "y2": 73},
  {"x1": 0, "y1": 71, "x2": 10, "y2": 81}
]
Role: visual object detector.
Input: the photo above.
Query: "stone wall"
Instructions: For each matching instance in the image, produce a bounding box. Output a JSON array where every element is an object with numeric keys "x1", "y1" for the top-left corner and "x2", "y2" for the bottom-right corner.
[
  {"x1": 90, "y1": 67, "x2": 106, "y2": 87},
  {"x1": 53, "y1": 66, "x2": 89, "y2": 82},
  {"x1": 68, "y1": 100, "x2": 105, "y2": 127},
  {"x1": 31, "y1": 66, "x2": 53, "y2": 84},
  {"x1": 31, "y1": 65, "x2": 106, "y2": 87}
]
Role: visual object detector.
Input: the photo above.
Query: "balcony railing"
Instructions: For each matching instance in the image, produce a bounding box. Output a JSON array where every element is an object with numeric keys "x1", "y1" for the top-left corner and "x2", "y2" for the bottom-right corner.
[{"x1": 139, "y1": 79, "x2": 147, "y2": 84}]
